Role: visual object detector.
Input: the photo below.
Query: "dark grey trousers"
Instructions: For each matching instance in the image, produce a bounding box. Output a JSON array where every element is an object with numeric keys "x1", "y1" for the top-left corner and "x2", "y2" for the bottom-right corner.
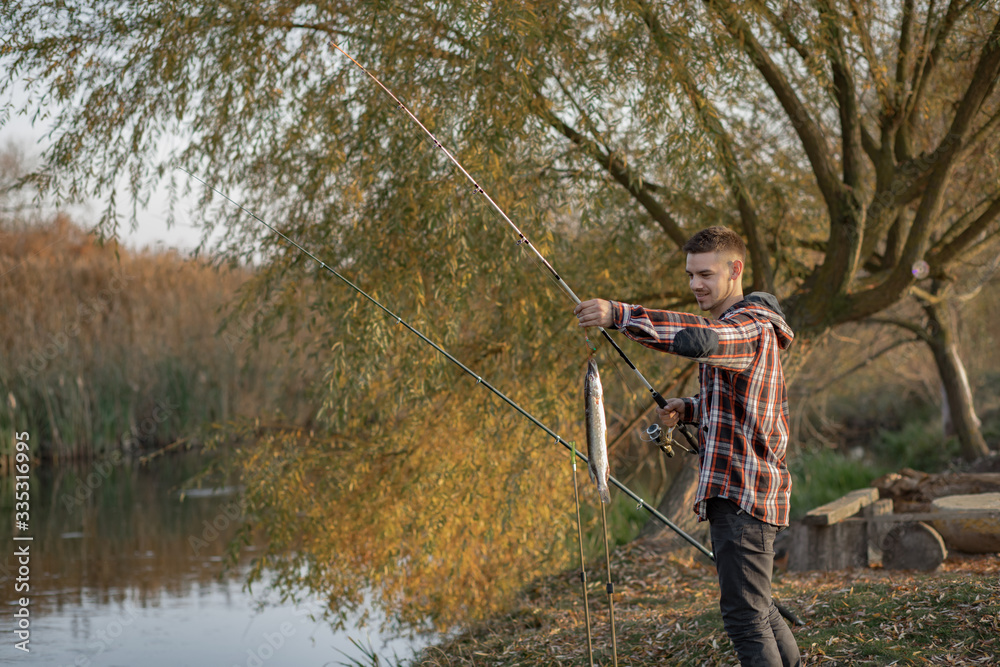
[{"x1": 707, "y1": 498, "x2": 801, "y2": 667}]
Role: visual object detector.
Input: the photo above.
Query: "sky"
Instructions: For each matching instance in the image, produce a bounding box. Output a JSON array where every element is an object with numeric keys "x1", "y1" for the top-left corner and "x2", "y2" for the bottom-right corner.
[{"x1": 2, "y1": 90, "x2": 207, "y2": 253}]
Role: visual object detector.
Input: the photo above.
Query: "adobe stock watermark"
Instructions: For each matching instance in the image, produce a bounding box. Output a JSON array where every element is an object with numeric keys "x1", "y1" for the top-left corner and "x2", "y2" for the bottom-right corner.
[
  {"x1": 188, "y1": 454, "x2": 290, "y2": 555},
  {"x1": 233, "y1": 599, "x2": 327, "y2": 667},
  {"x1": 16, "y1": 269, "x2": 134, "y2": 381},
  {"x1": 234, "y1": 621, "x2": 297, "y2": 667},
  {"x1": 60, "y1": 397, "x2": 179, "y2": 511},
  {"x1": 60, "y1": 450, "x2": 124, "y2": 512},
  {"x1": 222, "y1": 313, "x2": 256, "y2": 353},
  {"x1": 51, "y1": 602, "x2": 140, "y2": 667},
  {"x1": 188, "y1": 496, "x2": 246, "y2": 556}
]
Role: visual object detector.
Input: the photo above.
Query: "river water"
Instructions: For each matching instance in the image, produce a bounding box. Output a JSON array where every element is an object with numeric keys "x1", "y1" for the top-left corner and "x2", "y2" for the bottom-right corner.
[{"x1": 1, "y1": 453, "x2": 432, "y2": 666}]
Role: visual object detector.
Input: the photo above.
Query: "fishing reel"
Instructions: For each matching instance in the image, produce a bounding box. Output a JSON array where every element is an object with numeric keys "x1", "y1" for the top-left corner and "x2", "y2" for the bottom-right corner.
[
  {"x1": 642, "y1": 423, "x2": 696, "y2": 457},
  {"x1": 643, "y1": 423, "x2": 676, "y2": 457}
]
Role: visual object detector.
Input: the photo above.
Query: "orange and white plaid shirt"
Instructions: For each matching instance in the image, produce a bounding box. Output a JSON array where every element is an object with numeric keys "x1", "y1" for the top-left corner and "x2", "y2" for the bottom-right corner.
[{"x1": 611, "y1": 292, "x2": 794, "y2": 527}]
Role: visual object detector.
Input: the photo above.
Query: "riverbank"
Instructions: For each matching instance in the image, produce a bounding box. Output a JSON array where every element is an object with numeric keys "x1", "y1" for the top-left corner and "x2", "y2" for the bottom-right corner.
[{"x1": 411, "y1": 538, "x2": 999, "y2": 666}]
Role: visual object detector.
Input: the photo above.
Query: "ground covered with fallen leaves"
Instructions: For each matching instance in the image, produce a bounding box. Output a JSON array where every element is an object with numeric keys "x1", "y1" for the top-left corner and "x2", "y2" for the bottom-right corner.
[{"x1": 411, "y1": 539, "x2": 999, "y2": 666}]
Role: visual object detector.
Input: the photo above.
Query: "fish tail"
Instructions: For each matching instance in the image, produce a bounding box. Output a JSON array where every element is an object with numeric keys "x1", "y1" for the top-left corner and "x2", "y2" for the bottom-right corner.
[
  {"x1": 589, "y1": 466, "x2": 611, "y2": 504},
  {"x1": 597, "y1": 482, "x2": 611, "y2": 505}
]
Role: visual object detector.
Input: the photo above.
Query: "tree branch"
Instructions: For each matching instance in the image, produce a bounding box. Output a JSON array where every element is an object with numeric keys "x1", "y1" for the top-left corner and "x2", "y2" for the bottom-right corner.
[
  {"x1": 900, "y1": 14, "x2": 1000, "y2": 260},
  {"x1": 650, "y1": 186, "x2": 739, "y2": 230},
  {"x1": 930, "y1": 193, "x2": 1000, "y2": 270},
  {"x1": 883, "y1": 212, "x2": 906, "y2": 270},
  {"x1": 702, "y1": 0, "x2": 843, "y2": 215},
  {"x1": 638, "y1": 0, "x2": 774, "y2": 292},
  {"x1": 868, "y1": 316, "x2": 931, "y2": 343},
  {"x1": 787, "y1": 0, "x2": 866, "y2": 299},
  {"x1": 958, "y1": 105, "x2": 1000, "y2": 161},
  {"x1": 894, "y1": 0, "x2": 916, "y2": 96},
  {"x1": 550, "y1": 71, "x2": 612, "y2": 155},
  {"x1": 532, "y1": 100, "x2": 688, "y2": 247},
  {"x1": 756, "y1": 3, "x2": 814, "y2": 66},
  {"x1": 905, "y1": 0, "x2": 939, "y2": 116},
  {"x1": 847, "y1": 14, "x2": 1000, "y2": 322},
  {"x1": 901, "y1": 0, "x2": 965, "y2": 138},
  {"x1": 823, "y1": 335, "x2": 923, "y2": 387},
  {"x1": 861, "y1": 123, "x2": 881, "y2": 163},
  {"x1": 821, "y1": 0, "x2": 863, "y2": 190},
  {"x1": 847, "y1": 0, "x2": 894, "y2": 118},
  {"x1": 892, "y1": 0, "x2": 917, "y2": 160}
]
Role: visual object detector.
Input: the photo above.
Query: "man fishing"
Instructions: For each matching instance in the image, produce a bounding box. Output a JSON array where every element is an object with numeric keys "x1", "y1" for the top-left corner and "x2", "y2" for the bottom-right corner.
[{"x1": 574, "y1": 225, "x2": 801, "y2": 667}]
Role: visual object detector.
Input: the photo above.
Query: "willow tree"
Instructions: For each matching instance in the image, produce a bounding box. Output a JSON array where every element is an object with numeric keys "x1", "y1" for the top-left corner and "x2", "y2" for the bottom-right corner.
[{"x1": 3, "y1": 0, "x2": 999, "y2": 627}]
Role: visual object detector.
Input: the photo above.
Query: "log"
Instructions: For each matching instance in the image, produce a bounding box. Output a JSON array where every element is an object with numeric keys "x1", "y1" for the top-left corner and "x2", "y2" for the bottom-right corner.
[
  {"x1": 789, "y1": 488, "x2": 880, "y2": 571},
  {"x1": 801, "y1": 488, "x2": 879, "y2": 526},
  {"x1": 787, "y1": 520, "x2": 868, "y2": 572},
  {"x1": 929, "y1": 493, "x2": 1000, "y2": 553},
  {"x1": 864, "y1": 499, "x2": 894, "y2": 568},
  {"x1": 843, "y1": 510, "x2": 1000, "y2": 523},
  {"x1": 873, "y1": 469, "x2": 1000, "y2": 513},
  {"x1": 881, "y1": 522, "x2": 948, "y2": 571}
]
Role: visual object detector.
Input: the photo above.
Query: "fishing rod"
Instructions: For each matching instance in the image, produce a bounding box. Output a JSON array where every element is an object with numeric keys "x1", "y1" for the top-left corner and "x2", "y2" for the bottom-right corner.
[
  {"x1": 181, "y1": 169, "x2": 714, "y2": 561},
  {"x1": 179, "y1": 42, "x2": 812, "y2": 634},
  {"x1": 330, "y1": 42, "x2": 670, "y2": 412}
]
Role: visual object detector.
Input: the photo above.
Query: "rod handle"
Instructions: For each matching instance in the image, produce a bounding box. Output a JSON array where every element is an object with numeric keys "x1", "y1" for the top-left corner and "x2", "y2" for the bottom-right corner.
[{"x1": 650, "y1": 389, "x2": 668, "y2": 408}]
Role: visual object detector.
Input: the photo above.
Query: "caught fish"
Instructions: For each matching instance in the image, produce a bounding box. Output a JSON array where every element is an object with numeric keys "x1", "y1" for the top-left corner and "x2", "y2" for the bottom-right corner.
[{"x1": 585, "y1": 358, "x2": 611, "y2": 504}]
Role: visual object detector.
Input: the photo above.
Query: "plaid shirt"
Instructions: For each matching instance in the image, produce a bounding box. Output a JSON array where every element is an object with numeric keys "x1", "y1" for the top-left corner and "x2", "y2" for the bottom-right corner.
[{"x1": 611, "y1": 292, "x2": 794, "y2": 526}]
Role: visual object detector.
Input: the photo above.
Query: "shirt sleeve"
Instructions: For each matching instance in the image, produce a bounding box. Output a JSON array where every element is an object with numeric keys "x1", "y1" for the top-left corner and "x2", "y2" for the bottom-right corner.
[
  {"x1": 681, "y1": 396, "x2": 698, "y2": 423},
  {"x1": 610, "y1": 301, "x2": 762, "y2": 372}
]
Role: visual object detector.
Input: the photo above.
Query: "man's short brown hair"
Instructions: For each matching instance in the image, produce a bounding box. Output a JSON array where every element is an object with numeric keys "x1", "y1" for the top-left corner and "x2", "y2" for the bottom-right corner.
[{"x1": 682, "y1": 226, "x2": 747, "y2": 262}]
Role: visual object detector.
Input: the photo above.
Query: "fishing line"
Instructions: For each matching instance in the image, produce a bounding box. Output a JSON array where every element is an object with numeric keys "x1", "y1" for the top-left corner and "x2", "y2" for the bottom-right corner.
[
  {"x1": 336, "y1": 41, "x2": 661, "y2": 473},
  {"x1": 569, "y1": 441, "x2": 596, "y2": 667},
  {"x1": 599, "y1": 501, "x2": 619, "y2": 667},
  {"x1": 180, "y1": 168, "x2": 714, "y2": 560},
  {"x1": 331, "y1": 41, "x2": 669, "y2": 411},
  {"x1": 318, "y1": 44, "x2": 808, "y2": 630}
]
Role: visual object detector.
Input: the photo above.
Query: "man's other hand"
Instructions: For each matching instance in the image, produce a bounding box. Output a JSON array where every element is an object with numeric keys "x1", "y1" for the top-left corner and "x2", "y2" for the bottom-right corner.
[{"x1": 574, "y1": 299, "x2": 613, "y2": 328}]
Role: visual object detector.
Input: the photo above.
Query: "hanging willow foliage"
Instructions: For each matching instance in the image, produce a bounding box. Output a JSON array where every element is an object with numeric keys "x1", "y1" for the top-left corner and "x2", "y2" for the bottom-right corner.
[{"x1": 5, "y1": 0, "x2": 1000, "y2": 627}]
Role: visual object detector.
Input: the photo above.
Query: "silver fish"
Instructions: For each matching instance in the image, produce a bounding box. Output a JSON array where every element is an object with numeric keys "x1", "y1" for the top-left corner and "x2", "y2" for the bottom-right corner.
[{"x1": 585, "y1": 358, "x2": 611, "y2": 504}]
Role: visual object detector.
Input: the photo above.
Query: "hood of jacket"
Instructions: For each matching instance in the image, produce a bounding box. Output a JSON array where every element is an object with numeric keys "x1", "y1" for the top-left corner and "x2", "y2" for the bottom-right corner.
[{"x1": 725, "y1": 292, "x2": 794, "y2": 350}]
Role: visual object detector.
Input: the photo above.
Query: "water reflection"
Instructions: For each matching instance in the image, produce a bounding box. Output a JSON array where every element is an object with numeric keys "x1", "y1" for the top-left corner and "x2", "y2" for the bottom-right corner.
[{"x1": 0, "y1": 453, "x2": 429, "y2": 666}]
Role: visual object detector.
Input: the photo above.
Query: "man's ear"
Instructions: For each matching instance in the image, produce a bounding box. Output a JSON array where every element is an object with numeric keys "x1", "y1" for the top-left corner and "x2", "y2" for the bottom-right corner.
[{"x1": 730, "y1": 259, "x2": 744, "y2": 281}]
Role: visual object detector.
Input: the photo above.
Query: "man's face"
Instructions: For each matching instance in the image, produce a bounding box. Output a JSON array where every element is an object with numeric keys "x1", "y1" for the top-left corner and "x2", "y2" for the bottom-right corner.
[{"x1": 685, "y1": 251, "x2": 742, "y2": 318}]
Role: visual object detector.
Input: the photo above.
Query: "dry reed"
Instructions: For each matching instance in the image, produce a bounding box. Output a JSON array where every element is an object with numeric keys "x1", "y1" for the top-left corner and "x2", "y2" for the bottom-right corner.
[{"x1": 0, "y1": 214, "x2": 314, "y2": 464}]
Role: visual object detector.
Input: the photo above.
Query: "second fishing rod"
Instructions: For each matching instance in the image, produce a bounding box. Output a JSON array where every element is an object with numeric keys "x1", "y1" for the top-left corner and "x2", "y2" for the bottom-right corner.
[
  {"x1": 330, "y1": 42, "x2": 671, "y2": 414},
  {"x1": 182, "y1": 169, "x2": 713, "y2": 561}
]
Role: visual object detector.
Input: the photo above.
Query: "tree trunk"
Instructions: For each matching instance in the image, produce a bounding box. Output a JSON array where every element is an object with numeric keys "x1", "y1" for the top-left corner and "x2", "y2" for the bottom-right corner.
[
  {"x1": 923, "y1": 296, "x2": 990, "y2": 461},
  {"x1": 639, "y1": 443, "x2": 709, "y2": 554}
]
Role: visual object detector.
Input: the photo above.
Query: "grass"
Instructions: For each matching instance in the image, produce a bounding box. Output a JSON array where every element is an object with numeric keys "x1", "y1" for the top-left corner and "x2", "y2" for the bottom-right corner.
[
  {"x1": 789, "y1": 401, "x2": 996, "y2": 521},
  {"x1": 873, "y1": 419, "x2": 964, "y2": 472},
  {"x1": 404, "y1": 543, "x2": 999, "y2": 666},
  {"x1": 574, "y1": 478, "x2": 655, "y2": 561},
  {"x1": 336, "y1": 636, "x2": 408, "y2": 667},
  {"x1": 793, "y1": 577, "x2": 995, "y2": 664},
  {"x1": 789, "y1": 447, "x2": 892, "y2": 521}
]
